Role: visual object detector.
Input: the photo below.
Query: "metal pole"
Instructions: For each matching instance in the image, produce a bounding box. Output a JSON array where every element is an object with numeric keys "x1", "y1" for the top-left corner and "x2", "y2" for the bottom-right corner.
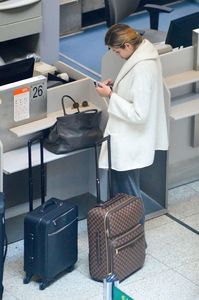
[
  {"x1": 103, "y1": 277, "x2": 113, "y2": 300},
  {"x1": 103, "y1": 274, "x2": 119, "y2": 300}
]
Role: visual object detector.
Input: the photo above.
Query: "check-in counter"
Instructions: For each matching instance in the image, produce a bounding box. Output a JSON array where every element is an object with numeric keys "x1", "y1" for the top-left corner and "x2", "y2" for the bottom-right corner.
[
  {"x1": 160, "y1": 34, "x2": 199, "y2": 187},
  {"x1": 0, "y1": 62, "x2": 108, "y2": 243}
]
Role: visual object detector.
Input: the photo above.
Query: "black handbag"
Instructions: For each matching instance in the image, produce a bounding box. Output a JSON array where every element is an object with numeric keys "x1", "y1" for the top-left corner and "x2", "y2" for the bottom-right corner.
[{"x1": 44, "y1": 95, "x2": 103, "y2": 154}]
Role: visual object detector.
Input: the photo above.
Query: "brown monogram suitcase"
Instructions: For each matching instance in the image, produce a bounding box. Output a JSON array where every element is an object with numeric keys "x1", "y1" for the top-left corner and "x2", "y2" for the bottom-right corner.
[{"x1": 87, "y1": 136, "x2": 146, "y2": 282}]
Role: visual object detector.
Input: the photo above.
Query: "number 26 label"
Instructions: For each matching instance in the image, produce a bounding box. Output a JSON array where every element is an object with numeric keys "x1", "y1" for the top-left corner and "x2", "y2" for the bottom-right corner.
[{"x1": 32, "y1": 84, "x2": 44, "y2": 99}]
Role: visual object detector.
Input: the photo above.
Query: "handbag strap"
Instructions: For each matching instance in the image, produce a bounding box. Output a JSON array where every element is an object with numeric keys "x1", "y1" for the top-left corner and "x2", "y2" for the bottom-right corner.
[{"x1": 61, "y1": 95, "x2": 80, "y2": 115}]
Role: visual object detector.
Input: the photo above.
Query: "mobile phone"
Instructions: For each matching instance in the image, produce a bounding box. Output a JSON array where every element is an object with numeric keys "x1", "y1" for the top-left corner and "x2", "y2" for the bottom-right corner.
[{"x1": 93, "y1": 81, "x2": 102, "y2": 87}]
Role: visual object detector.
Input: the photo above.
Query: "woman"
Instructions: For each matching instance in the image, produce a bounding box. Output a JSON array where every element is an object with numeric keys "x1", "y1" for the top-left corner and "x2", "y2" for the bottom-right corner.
[{"x1": 95, "y1": 24, "x2": 168, "y2": 200}]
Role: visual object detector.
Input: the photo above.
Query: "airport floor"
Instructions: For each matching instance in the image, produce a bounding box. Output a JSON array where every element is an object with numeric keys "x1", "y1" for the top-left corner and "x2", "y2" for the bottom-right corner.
[{"x1": 2, "y1": 179, "x2": 199, "y2": 300}]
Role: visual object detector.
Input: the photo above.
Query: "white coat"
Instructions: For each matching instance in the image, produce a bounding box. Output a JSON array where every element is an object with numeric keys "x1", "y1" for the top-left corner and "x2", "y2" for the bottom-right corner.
[{"x1": 99, "y1": 39, "x2": 169, "y2": 171}]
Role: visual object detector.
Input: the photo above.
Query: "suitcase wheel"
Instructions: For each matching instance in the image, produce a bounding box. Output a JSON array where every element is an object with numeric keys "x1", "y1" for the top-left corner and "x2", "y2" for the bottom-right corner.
[
  {"x1": 23, "y1": 275, "x2": 32, "y2": 284},
  {"x1": 39, "y1": 281, "x2": 48, "y2": 290}
]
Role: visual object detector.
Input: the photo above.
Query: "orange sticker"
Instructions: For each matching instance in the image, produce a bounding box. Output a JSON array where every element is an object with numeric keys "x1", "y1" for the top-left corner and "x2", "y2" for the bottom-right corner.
[{"x1": 13, "y1": 87, "x2": 30, "y2": 96}]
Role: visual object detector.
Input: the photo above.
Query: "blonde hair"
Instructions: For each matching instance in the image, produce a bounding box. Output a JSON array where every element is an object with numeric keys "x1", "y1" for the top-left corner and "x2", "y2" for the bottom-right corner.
[{"x1": 105, "y1": 24, "x2": 143, "y2": 49}]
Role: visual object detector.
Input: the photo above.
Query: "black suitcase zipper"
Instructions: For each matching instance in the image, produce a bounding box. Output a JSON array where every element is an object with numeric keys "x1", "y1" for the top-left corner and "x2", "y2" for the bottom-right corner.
[
  {"x1": 48, "y1": 217, "x2": 78, "y2": 236},
  {"x1": 52, "y1": 208, "x2": 74, "y2": 225}
]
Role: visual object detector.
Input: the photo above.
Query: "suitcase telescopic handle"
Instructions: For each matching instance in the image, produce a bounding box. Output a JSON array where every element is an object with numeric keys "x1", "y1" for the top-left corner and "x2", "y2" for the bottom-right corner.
[
  {"x1": 94, "y1": 135, "x2": 112, "y2": 205},
  {"x1": 28, "y1": 133, "x2": 45, "y2": 212},
  {"x1": 40, "y1": 199, "x2": 63, "y2": 213}
]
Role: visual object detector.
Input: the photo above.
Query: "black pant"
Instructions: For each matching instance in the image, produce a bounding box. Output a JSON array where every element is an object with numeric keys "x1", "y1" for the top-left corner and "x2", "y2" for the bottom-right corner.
[{"x1": 111, "y1": 169, "x2": 142, "y2": 199}]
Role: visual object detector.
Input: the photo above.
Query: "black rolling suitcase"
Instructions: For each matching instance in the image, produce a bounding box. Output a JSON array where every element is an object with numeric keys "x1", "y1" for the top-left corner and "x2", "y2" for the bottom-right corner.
[
  {"x1": 23, "y1": 135, "x2": 78, "y2": 290},
  {"x1": 0, "y1": 193, "x2": 7, "y2": 300}
]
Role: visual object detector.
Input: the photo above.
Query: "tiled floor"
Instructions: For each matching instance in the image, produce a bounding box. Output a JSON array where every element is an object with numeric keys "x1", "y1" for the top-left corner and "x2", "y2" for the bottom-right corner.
[{"x1": 2, "y1": 180, "x2": 199, "y2": 300}]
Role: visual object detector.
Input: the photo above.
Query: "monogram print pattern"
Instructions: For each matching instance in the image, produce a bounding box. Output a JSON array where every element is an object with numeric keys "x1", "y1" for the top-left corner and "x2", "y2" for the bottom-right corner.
[{"x1": 87, "y1": 193, "x2": 146, "y2": 281}]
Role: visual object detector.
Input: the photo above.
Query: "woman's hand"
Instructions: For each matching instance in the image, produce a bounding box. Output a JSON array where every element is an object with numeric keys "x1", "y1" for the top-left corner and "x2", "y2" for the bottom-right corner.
[
  {"x1": 102, "y1": 78, "x2": 113, "y2": 87},
  {"x1": 96, "y1": 82, "x2": 112, "y2": 98}
]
